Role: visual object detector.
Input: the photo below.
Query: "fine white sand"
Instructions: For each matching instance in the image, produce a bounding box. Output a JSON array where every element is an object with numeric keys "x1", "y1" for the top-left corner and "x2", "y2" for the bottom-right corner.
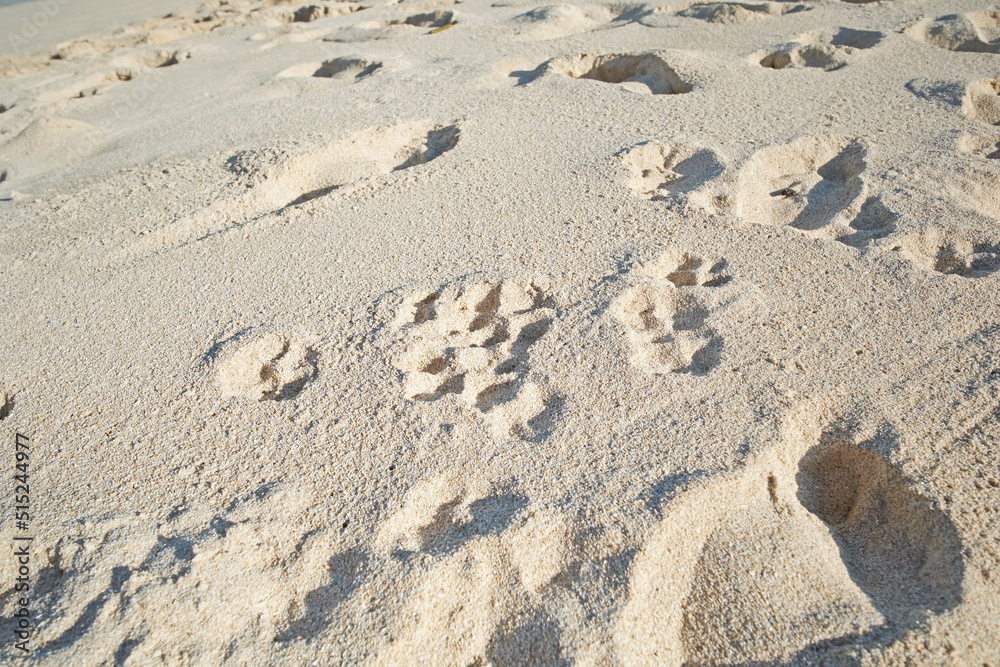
[{"x1": 1, "y1": 0, "x2": 1000, "y2": 663}]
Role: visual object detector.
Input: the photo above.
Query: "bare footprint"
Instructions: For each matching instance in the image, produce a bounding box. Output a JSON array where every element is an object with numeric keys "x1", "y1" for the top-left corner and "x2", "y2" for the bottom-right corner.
[
  {"x1": 620, "y1": 141, "x2": 723, "y2": 200},
  {"x1": 326, "y1": 9, "x2": 454, "y2": 41},
  {"x1": 393, "y1": 279, "x2": 557, "y2": 439},
  {"x1": 510, "y1": 3, "x2": 640, "y2": 40},
  {"x1": 545, "y1": 52, "x2": 691, "y2": 95},
  {"x1": 251, "y1": 3, "x2": 368, "y2": 46},
  {"x1": 616, "y1": 420, "x2": 963, "y2": 665},
  {"x1": 612, "y1": 250, "x2": 732, "y2": 376},
  {"x1": 19, "y1": 482, "x2": 336, "y2": 663},
  {"x1": 119, "y1": 121, "x2": 459, "y2": 260},
  {"x1": 216, "y1": 333, "x2": 317, "y2": 400},
  {"x1": 276, "y1": 57, "x2": 382, "y2": 80},
  {"x1": 756, "y1": 28, "x2": 881, "y2": 71},
  {"x1": 905, "y1": 11, "x2": 1000, "y2": 54},
  {"x1": 736, "y1": 135, "x2": 867, "y2": 238}
]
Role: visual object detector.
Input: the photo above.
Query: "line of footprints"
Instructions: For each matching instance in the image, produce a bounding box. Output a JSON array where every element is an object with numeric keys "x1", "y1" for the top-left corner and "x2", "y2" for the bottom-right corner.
[
  {"x1": 206, "y1": 128, "x2": 1000, "y2": 419},
  {"x1": 29, "y1": 411, "x2": 962, "y2": 663},
  {"x1": 209, "y1": 249, "x2": 747, "y2": 440}
]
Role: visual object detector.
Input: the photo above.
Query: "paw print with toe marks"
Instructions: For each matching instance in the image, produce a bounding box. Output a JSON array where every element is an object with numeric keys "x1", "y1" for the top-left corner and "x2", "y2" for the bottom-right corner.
[
  {"x1": 613, "y1": 250, "x2": 732, "y2": 375},
  {"x1": 393, "y1": 279, "x2": 556, "y2": 438}
]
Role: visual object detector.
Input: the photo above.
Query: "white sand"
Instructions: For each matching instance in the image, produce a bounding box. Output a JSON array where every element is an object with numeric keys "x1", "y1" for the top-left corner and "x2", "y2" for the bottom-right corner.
[{"x1": 1, "y1": 0, "x2": 999, "y2": 663}]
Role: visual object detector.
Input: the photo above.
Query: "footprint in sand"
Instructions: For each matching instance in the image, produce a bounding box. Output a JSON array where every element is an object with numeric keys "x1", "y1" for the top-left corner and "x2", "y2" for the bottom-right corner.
[
  {"x1": 905, "y1": 11, "x2": 1000, "y2": 54},
  {"x1": 545, "y1": 52, "x2": 691, "y2": 95},
  {"x1": 0, "y1": 117, "x2": 99, "y2": 182},
  {"x1": 250, "y1": 3, "x2": 369, "y2": 47},
  {"x1": 83, "y1": 50, "x2": 190, "y2": 98},
  {"x1": 836, "y1": 195, "x2": 899, "y2": 249},
  {"x1": 755, "y1": 28, "x2": 883, "y2": 71},
  {"x1": 25, "y1": 48, "x2": 190, "y2": 104},
  {"x1": 371, "y1": 475, "x2": 572, "y2": 665},
  {"x1": 376, "y1": 475, "x2": 530, "y2": 557},
  {"x1": 958, "y1": 131, "x2": 1000, "y2": 160},
  {"x1": 962, "y1": 78, "x2": 1000, "y2": 125},
  {"x1": 612, "y1": 249, "x2": 734, "y2": 376},
  {"x1": 896, "y1": 233, "x2": 1000, "y2": 279},
  {"x1": 282, "y1": 3, "x2": 359, "y2": 23},
  {"x1": 620, "y1": 140, "x2": 723, "y2": 201},
  {"x1": 276, "y1": 57, "x2": 382, "y2": 80},
  {"x1": 392, "y1": 279, "x2": 557, "y2": 439},
  {"x1": 325, "y1": 10, "x2": 455, "y2": 42},
  {"x1": 736, "y1": 135, "x2": 879, "y2": 245},
  {"x1": 121, "y1": 121, "x2": 459, "y2": 260},
  {"x1": 11, "y1": 483, "x2": 341, "y2": 664},
  {"x1": 890, "y1": 164, "x2": 1000, "y2": 277},
  {"x1": 616, "y1": 419, "x2": 963, "y2": 665},
  {"x1": 510, "y1": 3, "x2": 643, "y2": 40},
  {"x1": 637, "y1": 1, "x2": 807, "y2": 28},
  {"x1": 215, "y1": 333, "x2": 318, "y2": 400},
  {"x1": 24, "y1": 2, "x2": 363, "y2": 65},
  {"x1": 48, "y1": 6, "x2": 236, "y2": 60}
]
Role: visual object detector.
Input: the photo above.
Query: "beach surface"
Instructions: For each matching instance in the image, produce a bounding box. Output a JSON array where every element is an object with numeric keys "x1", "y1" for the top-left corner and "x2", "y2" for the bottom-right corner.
[{"x1": 1, "y1": 0, "x2": 999, "y2": 663}]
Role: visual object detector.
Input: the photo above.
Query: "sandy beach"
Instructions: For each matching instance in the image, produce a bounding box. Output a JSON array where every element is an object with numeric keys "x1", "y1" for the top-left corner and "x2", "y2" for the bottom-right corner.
[{"x1": 1, "y1": 0, "x2": 999, "y2": 663}]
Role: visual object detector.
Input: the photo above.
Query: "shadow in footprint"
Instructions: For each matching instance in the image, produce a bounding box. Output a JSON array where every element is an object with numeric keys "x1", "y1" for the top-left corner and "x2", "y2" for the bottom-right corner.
[
  {"x1": 905, "y1": 78, "x2": 965, "y2": 108},
  {"x1": 795, "y1": 431, "x2": 963, "y2": 640},
  {"x1": 640, "y1": 471, "x2": 713, "y2": 514},
  {"x1": 404, "y1": 10, "x2": 453, "y2": 28},
  {"x1": 839, "y1": 195, "x2": 898, "y2": 248},
  {"x1": 312, "y1": 58, "x2": 382, "y2": 79},
  {"x1": 522, "y1": 391, "x2": 565, "y2": 443},
  {"x1": 831, "y1": 27, "x2": 883, "y2": 49},
  {"x1": 663, "y1": 150, "x2": 724, "y2": 195},
  {"x1": 275, "y1": 548, "x2": 368, "y2": 643},
  {"x1": 113, "y1": 636, "x2": 145, "y2": 666},
  {"x1": 509, "y1": 63, "x2": 547, "y2": 86},
  {"x1": 791, "y1": 142, "x2": 866, "y2": 231},
  {"x1": 395, "y1": 124, "x2": 461, "y2": 170},
  {"x1": 934, "y1": 242, "x2": 1000, "y2": 278},
  {"x1": 687, "y1": 335, "x2": 723, "y2": 376},
  {"x1": 37, "y1": 566, "x2": 133, "y2": 656},
  {"x1": 0, "y1": 391, "x2": 13, "y2": 420},
  {"x1": 548, "y1": 53, "x2": 691, "y2": 95},
  {"x1": 487, "y1": 610, "x2": 569, "y2": 666},
  {"x1": 414, "y1": 493, "x2": 529, "y2": 557}
]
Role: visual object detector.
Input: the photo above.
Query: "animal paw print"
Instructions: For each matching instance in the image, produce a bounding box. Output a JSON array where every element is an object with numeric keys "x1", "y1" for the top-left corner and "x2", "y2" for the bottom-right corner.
[
  {"x1": 620, "y1": 141, "x2": 723, "y2": 201},
  {"x1": 962, "y1": 78, "x2": 1000, "y2": 125},
  {"x1": 612, "y1": 250, "x2": 730, "y2": 375},
  {"x1": 897, "y1": 233, "x2": 1000, "y2": 279},
  {"x1": 216, "y1": 333, "x2": 317, "y2": 400},
  {"x1": 393, "y1": 280, "x2": 555, "y2": 438}
]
